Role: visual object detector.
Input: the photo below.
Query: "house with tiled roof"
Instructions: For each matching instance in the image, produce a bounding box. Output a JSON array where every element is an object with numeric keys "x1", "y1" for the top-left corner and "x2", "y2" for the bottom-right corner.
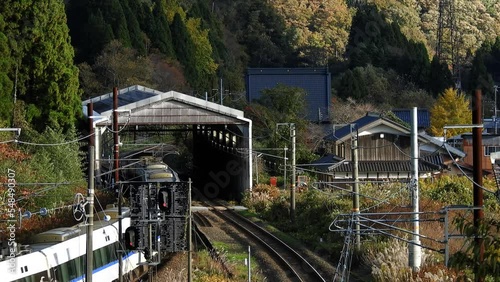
[
  {"x1": 312, "y1": 112, "x2": 465, "y2": 182},
  {"x1": 450, "y1": 133, "x2": 500, "y2": 176}
]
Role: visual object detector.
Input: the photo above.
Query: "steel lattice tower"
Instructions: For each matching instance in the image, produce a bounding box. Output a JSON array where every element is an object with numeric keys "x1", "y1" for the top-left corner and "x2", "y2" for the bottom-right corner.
[{"x1": 436, "y1": 0, "x2": 461, "y2": 88}]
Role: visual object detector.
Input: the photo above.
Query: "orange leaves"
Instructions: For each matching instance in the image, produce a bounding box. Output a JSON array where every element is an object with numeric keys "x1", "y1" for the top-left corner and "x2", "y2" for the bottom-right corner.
[{"x1": 0, "y1": 143, "x2": 30, "y2": 162}]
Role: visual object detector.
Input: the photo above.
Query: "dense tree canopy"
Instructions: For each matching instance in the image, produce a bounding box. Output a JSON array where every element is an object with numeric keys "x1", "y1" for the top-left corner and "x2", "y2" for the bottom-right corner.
[
  {"x1": 78, "y1": 40, "x2": 189, "y2": 98},
  {"x1": 1, "y1": 0, "x2": 499, "y2": 134},
  {"x1": 1, "y1": 0, "x2": 81, "y2": 131},
  {"x1": 246, "y1": 83, "x2": 319, "y2": 164},
  {"x1": 469, "y1": 37, "x2": 500, "y2": 111},
  {"x1": 270, "y1": 0, "x2": 354, "y2": 65},
  {"x1": 0, "y1": 15, "x2": 13, "y2": 125}
]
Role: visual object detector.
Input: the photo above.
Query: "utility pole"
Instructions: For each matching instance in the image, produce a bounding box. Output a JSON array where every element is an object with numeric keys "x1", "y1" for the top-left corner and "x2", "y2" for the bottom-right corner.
[
  {"x1": 473, "y1": 89, "x2": 484, "y2": 282},
  {"x1": 291, "y1": 124, "x2": 296, "y2": 222},
  {"x1": 351, "y1": 124, "x2": 360, "y2": 250},
  {"x1": 283, "y1": 147, "x2": 287, "y2": 190},
  {"x1": 188, "y1": 179, "x2": 192, "y2": 282},
  {"x1": 86, "y1": 103, "x2": 95, "y2": 282},
  {"x1": 247, "y1": 246, "x2": 251, "y2": 282},
  {"x1": 409, "y1": 107, "x2": 421, "y2": 271},
  {"x1": 220, "y1": 78, "x2": 223, "y2": 105},
  {"x1": 495, "y1": 85, "x2": 498, "y2": 134},
  {"x1": 277, "y1": 123, "x2": 296, "y2": 222},
  {"x1": 255, "y1": 154, "x2": 258, "y2": 185}
]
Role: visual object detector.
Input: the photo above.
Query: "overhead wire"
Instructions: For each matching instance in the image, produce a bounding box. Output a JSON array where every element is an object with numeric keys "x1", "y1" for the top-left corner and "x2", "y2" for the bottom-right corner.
[
  {"x1": 444, "y1": 142, "x2": 496, "y2": 195},
  {"x1": 104, "y1": 112, "x2": 132, "y2": 134},
  {"x1": 0, "y1": 111, "x2": 132, "y2": 146}
]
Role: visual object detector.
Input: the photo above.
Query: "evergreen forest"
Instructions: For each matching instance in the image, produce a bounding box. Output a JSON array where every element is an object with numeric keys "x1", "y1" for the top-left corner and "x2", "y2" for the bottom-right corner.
[
  {"x1": 0, "y1": 0, "x2": 499, "y2": 132},
  {"x1": 1, "y1": 0, "x2": 500, "y2": 280}
]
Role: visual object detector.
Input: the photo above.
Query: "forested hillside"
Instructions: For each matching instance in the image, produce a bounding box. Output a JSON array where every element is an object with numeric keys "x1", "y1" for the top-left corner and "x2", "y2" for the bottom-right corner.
[
  {"x1": 2, "y1": 1, "x2": 500, "y2": 277},
  {"x1": 1, "y1": 0, "x2": 500, "y2": 131}
]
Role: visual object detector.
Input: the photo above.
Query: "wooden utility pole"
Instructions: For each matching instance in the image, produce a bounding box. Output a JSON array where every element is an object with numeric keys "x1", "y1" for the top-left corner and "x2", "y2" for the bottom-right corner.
[{"x1": 291, "y1": 124, "x2": 296, "y2": 222}]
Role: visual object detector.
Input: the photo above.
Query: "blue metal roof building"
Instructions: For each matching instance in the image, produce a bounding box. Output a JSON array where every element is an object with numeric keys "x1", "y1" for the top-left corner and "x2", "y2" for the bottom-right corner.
[{"x1": 245, "y1": 68, "x2": 331, "y2": 121}]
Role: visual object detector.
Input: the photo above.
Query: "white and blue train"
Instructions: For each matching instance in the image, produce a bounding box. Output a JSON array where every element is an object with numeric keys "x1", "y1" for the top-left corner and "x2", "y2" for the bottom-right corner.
[
  {"x1": 0, "y1": 207, "x2": 147, "y2": 282},
  {"x1": 1, "y1": 157, "x2": 180, "y2": 282}
]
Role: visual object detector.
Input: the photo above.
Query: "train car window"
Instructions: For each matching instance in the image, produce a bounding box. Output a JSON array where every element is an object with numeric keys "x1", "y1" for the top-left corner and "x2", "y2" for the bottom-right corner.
[
  {"x1": 13, "y1": 270, "x2": 49, "y2": 282},
  {"x1": 93, "y1": 249, "x2": 101, "y2": 269},
  {"x1": 67, "y1": 260, "x2": 77, "y2": 280},
  {"x1": 54, "y1": 262, "x2": 69, "y2": 282},
  {"x1": 54, "y1": 255, "x2": 84, "y2": 281},
  {"x1": 75, "y1": 255, "x2": 85, "y2": 278},
  {"x1": 110, "y1": 242, "x2": 119, "y2": 261},
  {"x1": 101, "y1": 246, "x2": 110, "y2": 266},
  {"x1": 104, "y1": 244, "x2": 115, "y2": 264}
]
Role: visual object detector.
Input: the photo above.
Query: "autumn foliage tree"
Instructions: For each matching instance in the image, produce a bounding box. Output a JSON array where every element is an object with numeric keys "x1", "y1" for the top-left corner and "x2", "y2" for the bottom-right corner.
[{"x1": 429, "y1": 88, "x2": 472, "y2": 138}]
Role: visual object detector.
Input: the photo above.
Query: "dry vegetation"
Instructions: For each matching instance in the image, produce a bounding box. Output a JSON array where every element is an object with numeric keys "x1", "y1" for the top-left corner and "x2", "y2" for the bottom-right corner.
[{"x1": 242, "y1": 175, "x2": 500, "y2": 281}]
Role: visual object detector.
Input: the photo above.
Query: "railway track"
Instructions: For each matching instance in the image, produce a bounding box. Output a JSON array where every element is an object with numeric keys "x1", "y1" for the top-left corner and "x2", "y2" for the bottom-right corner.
[
  {"x1": 198, "y1": 204, "x2": 327, "y2": 282},
  {"x1": 193, "y1": 210, "x2": 212, "y2": 227}
]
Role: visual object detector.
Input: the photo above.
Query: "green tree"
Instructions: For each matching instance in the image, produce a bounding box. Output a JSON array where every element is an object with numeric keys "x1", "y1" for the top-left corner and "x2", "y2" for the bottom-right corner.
[
  {"x1": 257, "y1": 83, "x2": 308, "y2": 122},
  {"x1": 231, "y1": 0, "x2": 295, "y2": 67},
  {"x1": 83, "y1": 10, "x2": 114, "y2": 62},
  {"x1": 469, "y1": 48, "x2": 494, "y2": 98},
  {"x1": 122, "y1": 0, "x2": 146, "y2": 55},
  {"x1": 1, "y1": 0, "x2": 81, "y2": 131},
  {"x1": 429, "y1": 88, "x2": 472, "y2": 138},
  {"x1": 246, "y1": 84, "x2": 318, "y2": 167},
  {"x1": 101, "y1": 0, "x2": 131, "y2": 47},
  {"x1": 90, "y1": 40, "x2": 154, "y2": 95},
  {"x1": 336, "y1": 65, "x2": 390, "y2": 105},
  {"x1": 147, "y1": 0, "x2": 175, "y2": 57},
  {"x1": 346, "y1": 4, "x2": 432, "y2": 87},
  {"x1": 337, "y1": 69, "x2": 363, "y2": 100},
  {"x1": 170, "y1": 13, "x2": 197, "y2": 88},
  {"x1": 0, "y1": 14, "x2": 14, "y2": 124},
  {"x1": 269, "y1": 0, "x2": 354, "y2": 65},
  {"x1": 451, "y1": 217, "x2": 500, "y2": 281},
  {"x1": 246, "y1": 84, "x2": 308, "y2": 143},
  {"x1": 370, "y1": 0, "x2": 428, "y2": 47},
  {"x1": 188, "y1": 0, "x2": 227, "y2": 64},
  {"x1": 185, "y1": 17, "x2": 218, "y2": 91},
  {"x1": 429, "y1": 55, "x2": 454, "y2": 97},
  {"x1": 9, "y1": 125, "x2": 85, "y2": 210}
]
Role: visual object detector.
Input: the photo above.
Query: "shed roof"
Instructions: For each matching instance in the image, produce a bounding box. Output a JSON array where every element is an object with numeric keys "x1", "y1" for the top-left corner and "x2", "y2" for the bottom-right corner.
[{"x1": 82, "y1": 85, "x2": 248, "y2": 126}]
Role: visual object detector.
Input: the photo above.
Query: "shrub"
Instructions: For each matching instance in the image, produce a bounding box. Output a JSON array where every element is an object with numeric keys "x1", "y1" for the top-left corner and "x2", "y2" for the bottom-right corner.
[{"x1": 362, "y1": 238, "x2": 456, "y2": 282}]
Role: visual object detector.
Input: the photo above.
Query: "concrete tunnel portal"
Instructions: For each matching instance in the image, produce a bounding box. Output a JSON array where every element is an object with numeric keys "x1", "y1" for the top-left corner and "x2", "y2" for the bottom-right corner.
[{"x1": 82, "y1": 85, "x2": 253, "y2": 201}]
